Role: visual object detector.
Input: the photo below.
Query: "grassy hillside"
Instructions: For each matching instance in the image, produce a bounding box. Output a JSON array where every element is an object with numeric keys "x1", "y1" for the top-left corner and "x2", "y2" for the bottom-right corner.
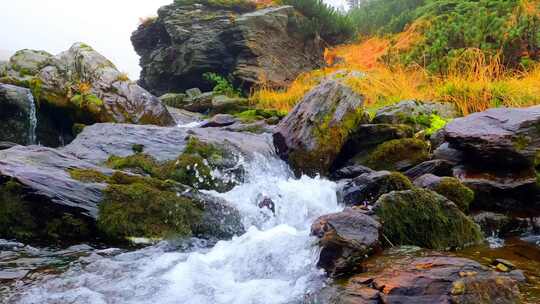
[{"x1": 250, "y1": 0, "x2": 540, "y2": 115}]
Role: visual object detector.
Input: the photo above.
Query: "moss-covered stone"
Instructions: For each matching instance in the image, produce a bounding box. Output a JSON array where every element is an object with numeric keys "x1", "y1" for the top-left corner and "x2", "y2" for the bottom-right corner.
[
  {"x1": 105, "y1": 138, "x2": 235, "y2": 191},
  {"x1": 365, "y1": 138, "x2": 430, "y2": 171},
  {"x1": 68, "y1": 168, "x2": 110, "y2": 183},
  {"x1": 98, "y1": 181, "x2": 203, "y2": 241},
  {"x1": 0, "y1": 180, "x2": 38, "y2": 241},
  {"x1": 234, "y1": 109, "x2": 286, "y2": 123},
  {"x1": 432, "y1": 177, "x2": 475, "y2": 213},
  {"x1": 375, "y1": 188, "x2": 483, "y2": 250}
]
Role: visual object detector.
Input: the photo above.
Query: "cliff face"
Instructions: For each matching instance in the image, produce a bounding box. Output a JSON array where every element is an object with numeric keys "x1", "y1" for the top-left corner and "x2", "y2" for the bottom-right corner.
[{"x1": 131, "y1": 3, "x2": 324, "y2": 95}]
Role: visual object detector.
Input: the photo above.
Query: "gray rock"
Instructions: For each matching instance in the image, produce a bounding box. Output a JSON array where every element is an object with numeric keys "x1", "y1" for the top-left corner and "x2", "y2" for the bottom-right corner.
[
  {"x1": 443, "y1": 105, "x2": 540, "y2": 168},
  {"x1": 185, "y1": 88, "x2": 202, "y2": 99},
  {"x1": 3, "y1": 43, "x2": 175, "y2": 127},
  {"x1": 0, "y1": 145, "x2": 108, "y2": 219},
  {"x1": 404, "y1": 159, "x2": 454, "y2": 180},
  {"x1": 210, "y1": 95, "x2": 249, "y2": 114},
  {"x1": 311, "y1": 208, "x2": 381, "y2": 276},
  {"x1": 201, "y1": 114, "x2": 238, "y2": 128},
  {"x1": 273, "y1": 79, "x2": 369, "y2": 176},
  {"x1": 63, "y1": 123, "x2": 274, "y2": 164},
  {"x1": 131, "y1": 4, "x2": 324, "y2": 95},
  {"x1": 166, "y1": 106, "x2": 203, "y2": 125},
  {"x1": 373, "y1": 100, "x2": 459, "y2": 131},
  {"x1": 159, "y1": 93, "x2": 187, "y2": 108},
  {"x1": 472, "y1": 211, "x2": 540, "y2": 238},
  {"x1": 433, "y1": 142, "x2": 464, "y2": 164},
  {"x1": 330, "y1": 164, "x2": 375, "y2": 180}
]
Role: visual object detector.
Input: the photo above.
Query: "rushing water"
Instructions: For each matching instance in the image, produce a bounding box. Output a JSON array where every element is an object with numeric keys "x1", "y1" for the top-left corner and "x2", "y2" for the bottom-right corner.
[
  {"x1": 26, "y1": 91, "x2": 37, "y2": 145},
  {"x1": 6, "y1": 155, "x2": 340, "y2": 304}
]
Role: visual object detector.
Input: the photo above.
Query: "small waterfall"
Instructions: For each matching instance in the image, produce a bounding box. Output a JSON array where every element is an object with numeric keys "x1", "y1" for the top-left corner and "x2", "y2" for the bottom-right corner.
[{"x1": 26, "y1": 91, "x2": 37, "y2": 145}]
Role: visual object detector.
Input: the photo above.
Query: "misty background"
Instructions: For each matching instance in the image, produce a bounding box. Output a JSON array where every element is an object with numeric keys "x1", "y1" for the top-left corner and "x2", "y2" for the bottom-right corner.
[{"x1": 0, "y1": 0, "x2": 347, "y2": 80}]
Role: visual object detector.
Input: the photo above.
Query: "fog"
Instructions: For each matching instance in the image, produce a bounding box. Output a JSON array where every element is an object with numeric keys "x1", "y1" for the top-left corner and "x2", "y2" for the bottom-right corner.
[{"x1": 0, "y1": 0, "x2": 346, "y2": 79}]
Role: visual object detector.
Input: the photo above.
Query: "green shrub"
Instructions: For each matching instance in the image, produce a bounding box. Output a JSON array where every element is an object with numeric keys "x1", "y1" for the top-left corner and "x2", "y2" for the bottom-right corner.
[
  {"x1": 279, "y1": 0, "x2": 355, "y2": 44},
  {"x1": 203, "y1": 72, "x2": 241, "y2": 97}
]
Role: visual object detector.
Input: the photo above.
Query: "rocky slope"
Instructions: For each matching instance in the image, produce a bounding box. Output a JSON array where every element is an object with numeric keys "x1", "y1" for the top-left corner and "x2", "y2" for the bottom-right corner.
[{"x1": 131, "y1": 3, "x2": 324, "y2": 95}]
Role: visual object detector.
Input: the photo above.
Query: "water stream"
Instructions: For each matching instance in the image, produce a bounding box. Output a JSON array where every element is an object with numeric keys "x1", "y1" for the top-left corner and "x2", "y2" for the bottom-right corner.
[
  {"x1": 6, "y1": 155, "x2": 341, "y2": 304},
  {"x1": 26, "y1": 91, "x2": 37, "y2": 145}
]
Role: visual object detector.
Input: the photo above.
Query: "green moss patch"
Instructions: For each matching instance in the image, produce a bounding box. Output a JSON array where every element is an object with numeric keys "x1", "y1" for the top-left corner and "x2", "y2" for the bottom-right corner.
[
  {"x1": 68, "y1": 168, "x2": 110, "y2": 183},
  {"x1": 234, "y1": 109, "x2": 286, "y2": 123},
  {"x1": 98, "y1": 180, "x2": 202, "y2": 242},
  {"x1": 105, "y1": 137, "x2": 235, "y2": 191},
  {"x1": 376, "y1": 188, "x2": 483, "y2": 250},
  {"x1": 365, "y1": 138, "x2": 430, "y2": 171},
  {"x1": 432, "y1": 177, "x2": 475, "y2": 213}
]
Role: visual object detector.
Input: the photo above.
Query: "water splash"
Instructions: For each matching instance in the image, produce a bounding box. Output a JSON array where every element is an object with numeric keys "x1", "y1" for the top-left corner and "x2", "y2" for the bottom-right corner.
[
  {"x1": 12, "y1": 155, "x2": 341, "y2": 304},
  {"x1": 26, "y1": 91, "x2": 37, "y2": 145}
]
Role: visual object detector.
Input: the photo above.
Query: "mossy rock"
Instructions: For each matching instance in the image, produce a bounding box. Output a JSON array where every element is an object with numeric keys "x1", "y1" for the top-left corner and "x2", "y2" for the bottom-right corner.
[
  {"x1": 365, "y1": 138, "x2": 430, "y2": 171},
  {"x1": 375, "y1": 188, "x2": 483, "y2": 250},
  {"x1": 105, "y1": 137, "x2": 237, "y2": 191},
  {"x1": 68, "y1": 168, "x2": 110, "y2": 183},
  {"x1": 432, "y1": 177, "x2": 475, "y2": 213},
  {"x1": 98, "y1": 180, "x2": 203, "y2": 242},
  {"x1": 234, "y1": 109, "x2": 286, "y2": 123}
]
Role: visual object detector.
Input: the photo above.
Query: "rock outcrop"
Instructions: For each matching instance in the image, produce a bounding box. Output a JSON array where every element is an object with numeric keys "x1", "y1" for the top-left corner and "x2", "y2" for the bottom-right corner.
[
  {"x1": 1, "y1": 43, "x2": 174, "y2": 128},
  {"x1": 131, "y1": 3, "x2": 324, "y2": 95},
  {"x1": 339, "y1": 170, "x2": 413, "y2": 206},
  {"x1": 273, "y1": 79, "x2": 369, "y2": 176}
]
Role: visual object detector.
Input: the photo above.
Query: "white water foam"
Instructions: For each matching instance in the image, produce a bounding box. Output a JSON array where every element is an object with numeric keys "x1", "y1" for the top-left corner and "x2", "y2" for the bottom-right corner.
[
  {"x1": 13, "y1": 155, "x2": 340, "y2": 304},
  {"x1": 26, "y1": 91, "x2": 37, "y2": 145}
]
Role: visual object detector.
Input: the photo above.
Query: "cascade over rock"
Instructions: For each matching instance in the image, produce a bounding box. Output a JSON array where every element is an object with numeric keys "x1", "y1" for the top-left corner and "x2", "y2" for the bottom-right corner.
[{"x1": 131, "y1": 3, "x2": 324, "y2": 95}]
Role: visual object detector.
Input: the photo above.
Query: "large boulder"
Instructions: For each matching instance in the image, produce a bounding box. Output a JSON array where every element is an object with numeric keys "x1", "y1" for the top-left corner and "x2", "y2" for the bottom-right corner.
[
  {"x1": 414, "y1": 174, "x2": 475, "y2": 212},
  {"x1": 273, "y1": 79, "x2": 369, "y2": 176},
  {"x1": 2, "y1": 43, "x2": 175, "y2": 127},
  {"x1": 131, "y1": 3, "x2": 324, "y2": 95},
  {"x1": 311, "y1": 208, "x2": 381, "y2": 277},
  {"x1": 315, "y1": 254, "x2": 524, "y2": 304},
  {"x1": 443, "y1": 105, "x2": 540, "y2": 168},
  {"x1": 64, "y1": 123, "x2": 274, "y2": 164},
  {"x1": 0, "y1": 124, "x2": 272, "y2": 244},
  {"x1": 374, "y1": 189, "x2": 483, "y2": 250},
  {"x1": 0, "y1": 84, "x2": 36, "y2": 145}
]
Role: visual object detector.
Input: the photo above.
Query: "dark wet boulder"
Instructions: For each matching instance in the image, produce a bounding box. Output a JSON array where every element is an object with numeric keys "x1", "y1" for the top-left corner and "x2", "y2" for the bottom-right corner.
[
  {"x1": 0, "y1": 84, "x2": 36, "y2": 145},
  {"x1": 330, "y1": 164, "x2": 375, "y2": 180},
  {"x1": 452, "y1": 165, "x2": 540, "y2": 213},
  {"x1": 323, "y1": 254, "x2": 524, "y2": 304},
  {"x1": 339, "y1": 171, "x2": 413, "y2": 206},
  {"x1": 336, "y1": 123, "x2": 414, "y2": 169},
  {"x1": 3, "y1": 43, "x2": 175, "y2": 127},
  {"x1": 404, "y1": 159, "x2": 454, "y2": 180},
  {"x1": 132, "y1": 3, "x2": 324, "y2": 95},
  {"x1": 372, "y1": 100, "x2": 459, "y2": 131},
  {"x1": 200, "y1": 114, "x2": 238, "y2": 128},
  {"x1": 433, "y1": 142, "x2": 464, "y2": 165},
  {"x1": 374, "y1": 188, "x2": 483, "y2": 249},
  {"x1": 472, "y1": 211, "x2": 540, "y2": 238},
  {"x1": 273, "y1": 79, "x2": 369, "y2": 176},
  {"x1": 311, "y1": 208, "x2": 381, "y2": 277},
  {"x1": 414, "y1": 174, "x2": 475, "y2": 212},
  {"x1": 443, "y1": 105, "x2": 540, "y2": 168},
  {"x1": 361, "y1": 138, "x2": 431, "y2": 171}
]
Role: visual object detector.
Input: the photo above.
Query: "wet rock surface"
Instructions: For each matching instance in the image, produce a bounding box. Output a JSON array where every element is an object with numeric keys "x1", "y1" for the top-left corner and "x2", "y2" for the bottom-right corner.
[
  {"x1": 273, "y1": 79, "x2": 369, "y2": 176},
  {"x1": 132, "y1": 4, "x2": 324, "y2": 95},
  {"x1": 317, "y1": 253, "x2": 524, "y2": 304},
  {"x1": 0, "y1": 84, "x2": 35, "y2": 145},
  {"x1": 311, "y1": 208, "x2": 381, "y2": 277},
  {"x1": 339, "y1": 171, "x2": 413, "y2": 206}
]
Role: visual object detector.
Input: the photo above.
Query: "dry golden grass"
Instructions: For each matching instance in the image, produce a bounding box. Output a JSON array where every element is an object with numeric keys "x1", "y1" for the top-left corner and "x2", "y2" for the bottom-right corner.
[{"x1": 251, "y1": 34, "x2": 540, "y2": 115}]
